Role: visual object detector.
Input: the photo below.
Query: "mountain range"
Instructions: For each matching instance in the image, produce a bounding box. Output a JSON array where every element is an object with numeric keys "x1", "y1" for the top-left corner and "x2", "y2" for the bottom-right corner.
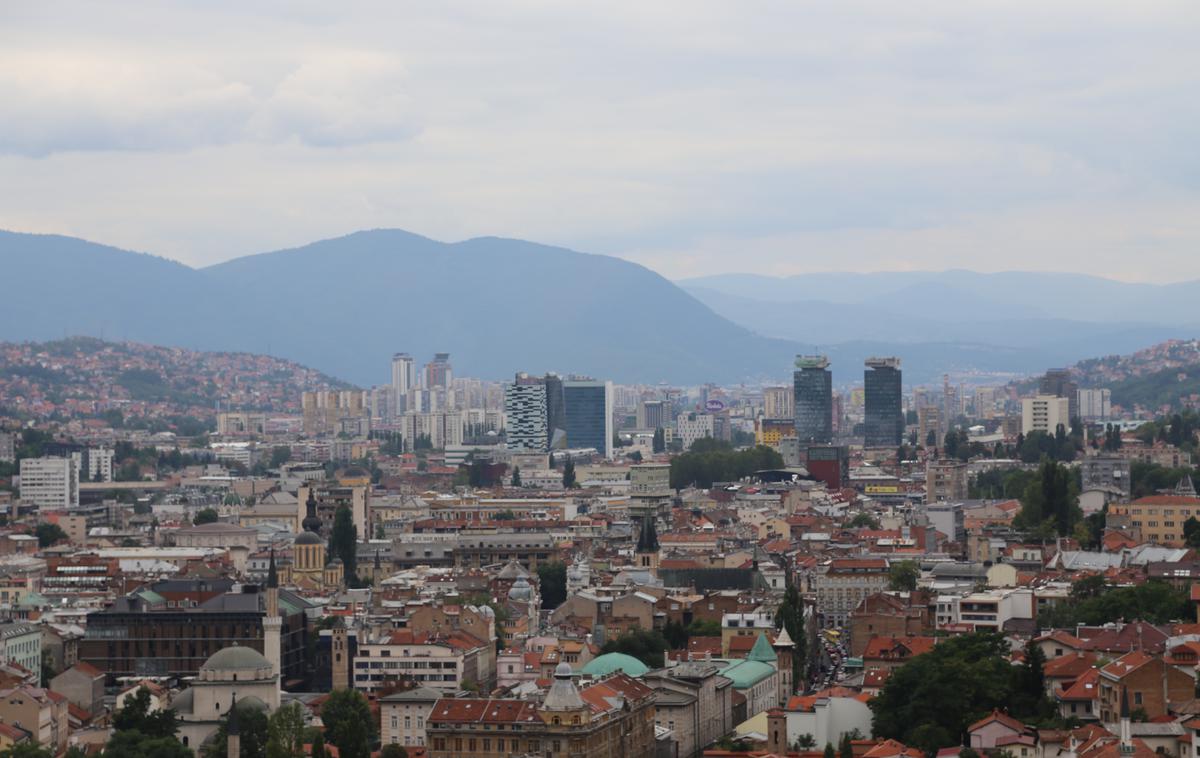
[{"x1": 2, "y1": 228, "x2": 1195, "y2": 387}]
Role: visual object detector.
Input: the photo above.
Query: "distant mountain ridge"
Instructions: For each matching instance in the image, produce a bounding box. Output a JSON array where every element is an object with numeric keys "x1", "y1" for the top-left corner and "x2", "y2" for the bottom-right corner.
[{"x1": 2, "y1": 228, "x2": 1191, "y2": 387}]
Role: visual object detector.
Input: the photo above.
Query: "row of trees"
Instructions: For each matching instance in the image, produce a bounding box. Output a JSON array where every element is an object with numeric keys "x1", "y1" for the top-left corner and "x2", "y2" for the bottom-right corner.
[
  {"x1": 668, "y1": 439, "x2": 783, "y2": 489},
  {"x1": 1039, "y1": 577, "x2": 1190, "y2": 628}
]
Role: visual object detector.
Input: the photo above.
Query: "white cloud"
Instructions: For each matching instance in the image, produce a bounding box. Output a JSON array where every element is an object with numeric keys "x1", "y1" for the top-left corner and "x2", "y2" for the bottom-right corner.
[{"x1": 0, "y1": 1, "x2": 1197, "y2": 280}]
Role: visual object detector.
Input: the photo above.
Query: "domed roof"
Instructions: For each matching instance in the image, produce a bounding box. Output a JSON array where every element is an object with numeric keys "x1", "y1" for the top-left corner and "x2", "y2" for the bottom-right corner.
[
  {"x1": 201, "y1": 645, "x2": 271, "y2": 672},
  {"x1": 295, "y1": 531, "x2": 323, "y2": 545},
  {"x1": 581, "y1": 652, "x2": 649, "y2": 678},
  {"x1": 507, "y1": 576, "x2": 533, "y2": 601},
  {"x1": 554, "y1": 662, "x2": 572, "y2": 677}
]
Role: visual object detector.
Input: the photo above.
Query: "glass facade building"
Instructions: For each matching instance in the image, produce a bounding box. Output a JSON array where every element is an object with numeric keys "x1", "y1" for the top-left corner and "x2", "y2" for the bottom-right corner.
[
  {"x1": 793, "y1": 356, "x2": 833, "y2": 444},
  {"x1": 864, "y1": 357, "x2": 903, "y2": 447}
]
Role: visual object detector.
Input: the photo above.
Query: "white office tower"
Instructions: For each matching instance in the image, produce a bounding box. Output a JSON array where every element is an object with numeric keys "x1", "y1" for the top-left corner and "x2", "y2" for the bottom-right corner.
[
  {"x1": 19, "y1": 457, "x2": 79, "y2": 509},
  {"x1": 504, "y1": 375, "x2": 549, "y2": 452},
  {"x1": 391, "y1": 353, "x2": 415, "y2": 418}
]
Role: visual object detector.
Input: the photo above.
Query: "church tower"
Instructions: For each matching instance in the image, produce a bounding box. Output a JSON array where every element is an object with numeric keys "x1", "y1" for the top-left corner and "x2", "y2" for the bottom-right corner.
[
  {"x1": 331, "y1": 625, "x2": 350, "y2": 691},
  {"x1": 636, "y1": 515, "x2": 660, "y2": 574},
  {"x1": 263, "y1": 548, "x2": 283, "y2": 681},
  {"x1": 773, "y1": 625, "x2": 796, "y2": 706}
]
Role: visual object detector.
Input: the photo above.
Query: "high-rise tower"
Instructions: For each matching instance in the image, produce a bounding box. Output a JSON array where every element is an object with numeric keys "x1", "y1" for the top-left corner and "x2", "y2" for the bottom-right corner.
[
  {"x1": 793, "y1": 356, "x2": 833, "y2": 444},
  {"x1": 864, "y1": 357, "x2": 903, "y2": 447}
]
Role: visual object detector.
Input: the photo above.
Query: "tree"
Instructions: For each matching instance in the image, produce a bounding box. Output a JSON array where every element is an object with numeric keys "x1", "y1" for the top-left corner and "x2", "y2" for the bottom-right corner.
[
  {"x1": 796, "y1": 734, "x2": 817, "y2": 749},
  {"x1": 687, "y1": 618, "x2": 721, "y2": 637},
  {"x1": 653, "y1": 427, "x2": 666, "y2": 454},
  {"x1": 267, "y1": 702, "x2": 308, "y2": 758},
  {"x1": 561, "y1": 455, "x2": 577, "y2": 489},
  {"x1": 824, "y1": 744, "x2": 836, "y2": 758},
  {"x1": 888, "y1": 560, "x2": 919, "y2": 592},
  {"x1": 537, "y1": 561, "x2": 568, "y2": 609},
  {"x1": 329, "y1": 505, "x2": 358, "y2": 581},
  {"x1": 0, "y1": 745, "x2": 53, "y2": 758},
  {"x1": 1014, "y1": 458, "x2": 1081, "y2": 539},
  {"x1": 1185, "y1": 517, "x2": 1200, "y2": 549},
  {"x1": 846, "y1": 512, "x2": 881, "y2": 530},
  {"x1": 380, "y1": 747, "x2": 408, "y2": 758},
  {"x1": 600, "y1": 629, "x2": 670, "y2": 669},
  {"x1": 34, "y1": 522, "x2": 68, "y2": 547},
  {"x1": 871, "y1": 632, "x2": 1048, "y2": 754},
  {"x1": 669, "y1": 444, "x2": 784, "y2": 489},
  {"x1": 112, "y1": 686, "x2": 180, "y2": 739},
  {"x1": 511, "y1": 466, "x2": 522, "y2": 487},
  {"x1": 776, "y1": 583, "x2": 806, "y2": 691},
  {"x1": 310, "y1": 734, "x2": 327, "y2": 758},
  {"x1": 193, "y1": 507, "x2": 219, "y2": 525},
  {"x1": 840, "y1": 734, "x2": 854, "y2": 758},
  {"x1": 270, "y1": 446, "x2": 292, "y2": 468},
  {"x1": 662, "y1": 619, "x2": 688, "y2": 649},
  {"x1": 321, "y1": 689, "x2": 375, "y2": 758},
  {"x1": 206, "y1": 703, "x2": 269, "y2": 758},
  {"x1": 101, "y1": 732, "x2": 193, "y2": 758}
]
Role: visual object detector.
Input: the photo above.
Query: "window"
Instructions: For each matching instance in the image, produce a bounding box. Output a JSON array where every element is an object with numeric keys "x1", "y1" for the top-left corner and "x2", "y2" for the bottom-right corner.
[{"x1": 1134, "y1": 692, "x2": 1143, "y2": 705}]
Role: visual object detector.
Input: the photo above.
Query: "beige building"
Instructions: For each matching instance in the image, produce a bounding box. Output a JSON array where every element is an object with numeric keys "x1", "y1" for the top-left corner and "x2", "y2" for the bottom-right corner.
[
  {"x1": 1021, "y1": 395, "x2": 1070, "y2": 435},
  {"x1": 813, "y1": 558, "x2": 891, "y2": 629},
  {"x1": 926, "y1": 459, "x2": 968, "y2": 504},
  {"x1": 175, "y1": 647, "x2": 281, "y2": 751},
  {"x1": 1108, "y1": 495, "x2": 1200, "y2": 547},
  {"x1": 763, "y1": 387, "x2": 794, "y2": 421},
  {"x1": 381, "y1": 686, "x2": 440, "y2": 750},
  {"x1": 645, "y1": 662, "x2": 735, "y2": 758},
  {"x1": 0, "y1": 686, "x2": 68, "y2": 753}
]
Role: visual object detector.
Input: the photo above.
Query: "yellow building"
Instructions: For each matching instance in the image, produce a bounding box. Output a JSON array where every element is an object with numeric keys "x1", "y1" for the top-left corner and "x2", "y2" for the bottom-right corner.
[{"x1": 1108, "y1": 494, "x2": 1200, "y2": 547}]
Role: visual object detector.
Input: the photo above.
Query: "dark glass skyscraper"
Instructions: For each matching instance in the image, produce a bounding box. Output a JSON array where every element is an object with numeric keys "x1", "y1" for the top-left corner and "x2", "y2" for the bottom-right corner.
[
  {"x1": 793, "y1": 355, "x2": 833, "y2": 444},
  {"x1": 544, "y1": 373, "x2": 566, "y2": 449},
  {"x1": 863, "y1": 357, "x2": 903, "y2": 447},
  {"x1": 563, "y1": 379, "x2": 613, "y2": 458}
]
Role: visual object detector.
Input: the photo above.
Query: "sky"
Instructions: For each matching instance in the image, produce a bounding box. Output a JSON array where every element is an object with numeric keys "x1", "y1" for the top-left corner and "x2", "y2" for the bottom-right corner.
[{"x1": 1, "y1": 1, "x2": 1198, "y2": 282}]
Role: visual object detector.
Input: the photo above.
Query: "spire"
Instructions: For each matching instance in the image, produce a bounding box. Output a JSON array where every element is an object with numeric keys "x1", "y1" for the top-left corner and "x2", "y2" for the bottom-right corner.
[
  {"x1": 748, "y1": 632, "x2": 778, "y2": 663},
  {"x1": 636, "y1": 515, "x2": 659, "y2": 553},
  {"x1": 267, "y1": 547, "x2": 278, "y2": 589},
  {"x1": 1176, "y1": 476, "x2": 1197, "y2": 497},
  {"x1": 302, "y1": 488, "x2": 322, "y2": 534},
  {"x1": 374, "y1": 549, "x2": 382, "y2": 570},
  {"x1": 773, "y1": 625, "x2": 795, "y2": 649},
  {"x1": 227, "y1": 694, "x2": 240, "y2": 736}
]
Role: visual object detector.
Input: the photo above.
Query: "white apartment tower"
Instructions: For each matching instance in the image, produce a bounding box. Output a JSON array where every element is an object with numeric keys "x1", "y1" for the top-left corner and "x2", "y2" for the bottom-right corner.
[{"x1": 391, "y1": 353, "x2": 415, "y2": 417}]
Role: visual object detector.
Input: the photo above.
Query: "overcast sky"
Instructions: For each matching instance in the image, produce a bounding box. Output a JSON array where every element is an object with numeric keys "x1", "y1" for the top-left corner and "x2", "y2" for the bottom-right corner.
[{"x1": 2, "y1": 2, "x2": 1198, "y2": 281}]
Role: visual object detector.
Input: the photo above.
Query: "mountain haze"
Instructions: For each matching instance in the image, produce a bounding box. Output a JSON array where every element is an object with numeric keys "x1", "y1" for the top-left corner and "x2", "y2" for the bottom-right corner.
[
  {"x1": 0, "y1": 229, "x2": 795, "y2": 385},
  {"x1": 3, "y1": 229, "x2": 1192, "y2": 387}
]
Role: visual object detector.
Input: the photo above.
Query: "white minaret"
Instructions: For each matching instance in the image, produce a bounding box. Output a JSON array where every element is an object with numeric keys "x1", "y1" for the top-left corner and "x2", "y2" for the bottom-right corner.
[{"x1": 263, "y1": 548, "x2": 283, "y2": 683}]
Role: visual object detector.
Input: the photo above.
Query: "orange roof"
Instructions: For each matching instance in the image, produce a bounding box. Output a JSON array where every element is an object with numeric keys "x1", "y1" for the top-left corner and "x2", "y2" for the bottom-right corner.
[
  {"x1": 1057, "y1": 668, "x2": 1101, "y2": 701},
  {"x1": 1100, "y1": 650, "x2": 1155, "y2": 679},
  {"x1": 968, "y1": 708, "x2": 1027, "y2": 735},
  {"x1": 1132, "y1": 495, "x2": 1200, "y2": 505},
  {"x1": 862, "y1": 636, "x2": 937, "y2": 659}
]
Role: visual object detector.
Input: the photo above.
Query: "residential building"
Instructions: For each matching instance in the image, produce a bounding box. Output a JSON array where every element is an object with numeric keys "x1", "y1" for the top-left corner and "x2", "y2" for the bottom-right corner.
[
  {"x1": 864, "y1": 358, "x2": 903, "y2": 448},
  {"x1": 1041, "y1": 369, "x2": 1079, "y2": 422},
  {"x1": 1081, "y1": 456, "x2": 1132, "y2": 497},
  {"x1": 1078, "y1": 389, "x2": 1112, "y2": 422},
  {"x1": 676, "y1": 413, "x2": 714, "y2": 450},
  {"x1": 391, "y1": 352, "x2": 415, "y2": 416},
  {"x1": 18, "y1": 457, "x2": 78, "y2": 509},
  {"x1": 0, "y1": 624, "x2": 42, "y2": 675},
  {"x1": 353, "y1": 629, "x2": 491, "y2": 693},
  {"x1": 0, "y1": 686, "x2": 68, "y2": 753},
  {"x1": 918, "y1": 406, "x2": 943, "y2": 449},
  {"x1": 926, "y1": 459, "x2": 968, "y2": 504},
  {"x1": 935, "y1": 588, "x2": 1034, "y2": 632},
  {"x1": 381, "y1": 686, "x2": 440, "y2": 749},
  {"x1": 80, "y1": 448, "x2": 114, "y2": 483},
  {"x1": 1108, "y1": 495, "x2": 1200, "y2": 547},
  {"x1": 216, "y1": 412, "x2": 266, "y2": 437},
  {"x1": 644, "y1": 663, "x2": 735, "y2": 758},
  {"x1": 794, "y1": 356, "x2": 833, "y2": 445},
  {"x1": 1022, "y1": 395, "x2": 1070, "y2": 436},
  {"x1": 848, "y1": 592, "x2": 933, "y2": 657},
  {"x1": 763, "y1": 386, "x2": 794, "y2": 421},
  {"x1": 721, "y1": 613, "x2": 775, "y2": 656},
  {"x1": 813, "y1": 558, "x2": 890, "y2": 629},
  {"x1": 0, "y1": 433, "x2": 13, "y2": 464},
  {"x1": 49, "y1": 662, "x2": 105, "y2": 714},
  {"x1": 1097, "y1": 650, "x2": 1193, "y2": 722}
]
